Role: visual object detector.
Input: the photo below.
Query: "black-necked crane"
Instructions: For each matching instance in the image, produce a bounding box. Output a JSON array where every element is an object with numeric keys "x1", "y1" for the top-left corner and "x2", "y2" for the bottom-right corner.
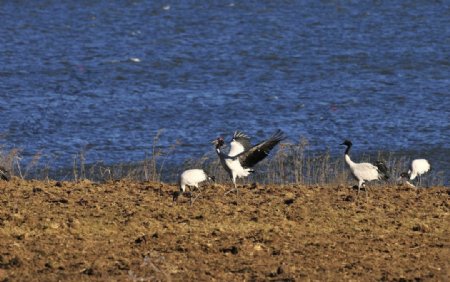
[
  {"x1": 213, "y1": 129, "x2": 286, "y2": 194},
  {"x1": 341, "y1": 140, "x2": 389, "y2": 194}
]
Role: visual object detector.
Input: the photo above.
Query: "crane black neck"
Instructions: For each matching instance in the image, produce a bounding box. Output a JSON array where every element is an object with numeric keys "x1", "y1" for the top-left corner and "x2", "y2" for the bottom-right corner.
[{"x1": 344, "y1": 144, "x2": 352, "y2": 155}]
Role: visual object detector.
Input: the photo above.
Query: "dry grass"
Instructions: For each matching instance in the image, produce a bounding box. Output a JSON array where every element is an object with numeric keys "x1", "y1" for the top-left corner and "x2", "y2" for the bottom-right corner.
[{"x1": 0, "y1": 134, "x2": 446, "y2": 187}]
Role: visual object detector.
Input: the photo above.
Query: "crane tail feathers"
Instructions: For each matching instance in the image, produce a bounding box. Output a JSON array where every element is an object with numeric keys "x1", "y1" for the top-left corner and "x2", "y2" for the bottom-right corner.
[{"x1": 374, "y1": 160, "x2": 390, "y2": 180}]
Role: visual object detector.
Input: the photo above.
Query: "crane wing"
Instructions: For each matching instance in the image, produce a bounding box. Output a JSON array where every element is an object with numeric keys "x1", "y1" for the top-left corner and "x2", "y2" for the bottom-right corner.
[
  {"x1": 229, "y1": 131, "x2": 252, "y2": 157},
  {"x1": 237, "y1": 129, "x2": 286, "y2": 168}
]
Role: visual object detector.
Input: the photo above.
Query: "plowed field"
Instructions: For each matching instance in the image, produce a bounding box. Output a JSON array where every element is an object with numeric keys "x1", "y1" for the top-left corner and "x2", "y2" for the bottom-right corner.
[{"x1": 0, "y1": 179, "x2": 448, "y2": 281}]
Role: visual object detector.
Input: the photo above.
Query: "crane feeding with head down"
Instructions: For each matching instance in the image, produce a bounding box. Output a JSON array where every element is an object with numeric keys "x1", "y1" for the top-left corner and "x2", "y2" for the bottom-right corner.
[{"x1": 398, "y1": 159, "x2": 431, "y2": 187}]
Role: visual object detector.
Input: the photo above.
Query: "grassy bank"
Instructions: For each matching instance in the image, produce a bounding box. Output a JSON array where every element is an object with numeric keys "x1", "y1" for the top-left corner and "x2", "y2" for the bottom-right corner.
[{"x1": 1, "y1": 138, "x2": 447, "y2": 186}]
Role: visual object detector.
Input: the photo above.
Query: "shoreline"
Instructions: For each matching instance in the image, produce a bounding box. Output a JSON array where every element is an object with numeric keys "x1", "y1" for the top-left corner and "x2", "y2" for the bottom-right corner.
[{"x1": 3, "y1": 145, "x2": 448, "y2": 186}]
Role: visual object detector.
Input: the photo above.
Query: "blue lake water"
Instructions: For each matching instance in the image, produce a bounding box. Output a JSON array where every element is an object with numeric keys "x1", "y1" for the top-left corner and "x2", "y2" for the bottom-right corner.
[{"x1": 0, "y1": 1, "x2": 449, "y2": 182}]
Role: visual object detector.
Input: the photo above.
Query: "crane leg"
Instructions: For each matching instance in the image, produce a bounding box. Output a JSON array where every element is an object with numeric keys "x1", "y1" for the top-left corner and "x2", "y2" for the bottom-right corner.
[
  {"x1": 364, "y1": 183, "x2": 369, "y2": 200},
  {"x1": 225, "y1": 176, "x2": 239, "y2": 195},
  {"x1": 358, "y1": 180, "x2": 364, "y2": 194},
  {"x1": 416, "y1": 175, "x2": 422, "y2": 187}
]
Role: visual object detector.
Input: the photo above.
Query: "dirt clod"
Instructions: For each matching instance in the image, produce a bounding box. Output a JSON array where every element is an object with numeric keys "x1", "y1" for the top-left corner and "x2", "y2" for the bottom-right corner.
[
  {"x1": 82, "y1": 268, "x2": 94, "y2": 276},
  {"x1": 76, "y1": 198, "x2": 88, "y2": 206},
  {"x1": 277, "y1": 265, "x2": 285, "y2": 275},
  {"x1": 284, "y1": 198, "x2": 295, "y2": 205},
  {"x1": 342, "y1": 195, "x2": 354, "y2": 201},
  {"x1": 32, "y1": 187, "x2": 42, "y2": 193},
  {"x1": 412, "y1": 223, "x2": 431, "y2": 233},
  {"x1": 221, "y1": 246, "x2": 239, "y2": 255},
  {"x1": 0, "y1": 256, "x2": 22, "y2": 269},
  {"x1": 135, "y1": 235, "x2": 147, "y2": 244}
]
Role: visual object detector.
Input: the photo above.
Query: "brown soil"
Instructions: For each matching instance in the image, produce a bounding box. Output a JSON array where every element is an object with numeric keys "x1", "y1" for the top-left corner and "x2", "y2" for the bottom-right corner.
[{"x1": 0, "y1": 179, "x2": 448, "y2": 281}]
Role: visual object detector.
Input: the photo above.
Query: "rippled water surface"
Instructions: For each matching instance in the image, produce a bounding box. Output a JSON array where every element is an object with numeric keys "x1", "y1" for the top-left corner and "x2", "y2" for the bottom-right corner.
[{"x1": 0, "y1": 1, "x2": 449, "y2": 181}]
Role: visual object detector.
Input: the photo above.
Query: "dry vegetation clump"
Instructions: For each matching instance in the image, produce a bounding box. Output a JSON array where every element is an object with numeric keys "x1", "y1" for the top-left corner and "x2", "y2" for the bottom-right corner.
[
  {"x1": 1, "y1": 135, "x2": 446, "y2": 187},
  {"x1": 0, "y1": 178, "x2": 448, "y2": 281}
]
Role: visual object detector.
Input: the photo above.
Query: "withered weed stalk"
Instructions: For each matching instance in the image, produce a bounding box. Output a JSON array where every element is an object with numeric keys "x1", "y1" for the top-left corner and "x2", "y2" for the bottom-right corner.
[
  {"x1": 143, "y1": 129, "x2": 164, "y2": 182},
  {"x1": 0, "y1": 147, "x2": 22, "y2": 178},
  {"x1": 0, "y1": 132, "x2": 446, "y2": 186},
  {"x1": 72, "y1": 150, "x2": 87, "y2": 182}
]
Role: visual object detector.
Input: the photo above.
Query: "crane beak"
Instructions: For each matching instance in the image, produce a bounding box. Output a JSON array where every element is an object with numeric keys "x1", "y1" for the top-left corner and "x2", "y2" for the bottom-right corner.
[{"x1": 211, "y1": 138, "x2": 226, "y2": 147}]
